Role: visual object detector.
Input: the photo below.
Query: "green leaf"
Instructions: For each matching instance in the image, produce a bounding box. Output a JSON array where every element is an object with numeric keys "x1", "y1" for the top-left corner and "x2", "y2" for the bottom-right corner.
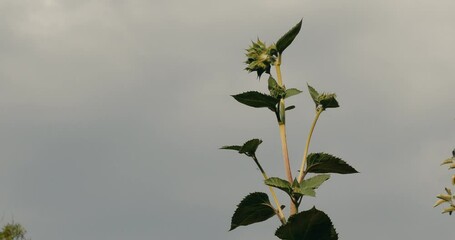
[
  {"x1": 307, "y1": 84, "x2": 320, "y2": 106},
  {"x1": 220, "y1": 139, "x2": 263, "y2": 157},
  {"x1": 264, "y1": 177, "x2": 292, "y2": 196},
  {"x1": 319, "y1": 94, "x2": 339, "y2": 109},
  {"x1": 294, "y1": 174, "x2": 330, "y2": 197},
  {"x1": 232, "y1": 91, "x2": 279, "y2": 110},
  {"x1": 230, "y1": 192, "x2": 276, "y2": 231},
  {"x1": 285, "y1": 105, "x2": 295, "y2": 111},
  {"x1": 284, "y1": 88, "x2": 302, "y2": 99},
  {"x1": 268, "y1": 76, "x2": 286, "y2": 98},
  {"x1": 306, "y1": 153, "x2": 358, "y2": 174},
  {"x1": 220, "y1": 145, "x2": 242, "y2": 151},
  {"x1": 239, "y1": 139, "x2": 263, "y2": 156},
  {"x1": 275, "y1": 207, "x2": 338, "y2": 240},
  {"x1": 276, "y1": 19, "x2": 303, "y2": 54}
]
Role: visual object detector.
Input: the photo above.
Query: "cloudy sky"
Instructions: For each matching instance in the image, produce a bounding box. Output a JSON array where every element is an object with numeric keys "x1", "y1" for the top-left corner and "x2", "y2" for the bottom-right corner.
[{"x1": 1, "y1": 0, "x2": 455, "y2": 239}]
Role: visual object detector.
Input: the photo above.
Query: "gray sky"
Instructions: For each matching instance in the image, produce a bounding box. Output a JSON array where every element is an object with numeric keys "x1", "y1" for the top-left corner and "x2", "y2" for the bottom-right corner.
[{"x1": 1, "y1": 0, "x2": 455, "y2": 239}]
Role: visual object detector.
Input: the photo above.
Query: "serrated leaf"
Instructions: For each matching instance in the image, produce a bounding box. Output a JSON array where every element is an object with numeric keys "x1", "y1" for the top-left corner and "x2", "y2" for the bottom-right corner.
[
  {"x1": 276, "y1": 19, "x2": 303, "y2": 54},
  {"x1": 275, "y1": 207, "x2": 338, "y2": 240},
  {"x1": 306, "y1": 153, "x2": 358, "y2": 174},
  {"x1": 239, "y1": 139, "x2": 263, "y2": 156},
  {"x1": 307, "y1": 84, "x2": 320, "y2": 106},
  {"x1": 294, "y1": 174, "x2": 330, "y2": 197},
  {"x1": 220, "y1": 145, "x2": 242, "y2": 151},
  {"x1": 232, "y1": 91, "x2": 279, "y2": 110},
  {"x1": 265, "y1": 177, "x2": 292, "y2": 196},
  {"x1": 230, "y1": 192, "x2": 276, "y2": 231},
  {"x1": 284, "y1": 88, "x2": 302, "y2": 99}
]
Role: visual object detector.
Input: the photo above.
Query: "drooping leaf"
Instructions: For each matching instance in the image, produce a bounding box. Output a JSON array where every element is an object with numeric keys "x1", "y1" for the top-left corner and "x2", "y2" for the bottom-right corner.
[
  {"x1": 276, "y1": 19, "x2": 303, "y2": 54},
  {"x1": 275, "y1": 207, "x2": 338, "y2": 240},
  {"x1": 294, "y1": 174, "x2": 330, "y2": 197},
  {"x1": 239, "y1": 139, "x2": 263, "y2": 156},
  {"x1": 230, "y1": 192, "x2": 276, "y2": 231},
  {"x1": 264, "y1": 177, "x2": 292, "y2": 196},
  {"x1": 284, "y1": 88, "x2": 302, "y2": 99},
  {"x1": 220, "y1": 145, "x2": 242, "y2": 151},
  {"x1": 232, "y1": 91, "x2": 279, "y2": 110},
  {"x1": 306, "y1": 153, "x2": 358, "y2": 174}
]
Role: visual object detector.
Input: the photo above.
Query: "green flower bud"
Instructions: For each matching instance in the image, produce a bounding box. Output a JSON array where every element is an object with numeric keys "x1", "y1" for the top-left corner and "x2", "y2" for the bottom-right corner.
[{"x1": 245, "y1": 39, "x2": 277, "y2": 78}]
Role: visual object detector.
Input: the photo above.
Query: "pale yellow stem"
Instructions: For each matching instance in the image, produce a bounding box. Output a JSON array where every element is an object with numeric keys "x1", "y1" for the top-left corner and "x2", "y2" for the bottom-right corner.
[{"x1": 297, "y1": 108, "x2": 323, "y2": 182}]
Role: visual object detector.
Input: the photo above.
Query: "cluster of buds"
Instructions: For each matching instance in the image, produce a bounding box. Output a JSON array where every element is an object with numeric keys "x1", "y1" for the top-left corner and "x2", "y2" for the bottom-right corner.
[
  {"x1": 434, "y1": 149, "x2": 455, "y2": 214},
  {"x1": 245, "y1": 39, "x2": 277, "y2": 78}
]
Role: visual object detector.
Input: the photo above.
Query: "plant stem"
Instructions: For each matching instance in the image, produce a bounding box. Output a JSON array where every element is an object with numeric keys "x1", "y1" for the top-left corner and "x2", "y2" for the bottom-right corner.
[
  {"x1": 252, "y1": 155, "x2": 286, "y2": 224},
  {"x1": 275, "y1": 54, "x2": 297, "y2": 215},
  {"x1": 297, "y1": 108, "x2": 323, "y2": 183}
]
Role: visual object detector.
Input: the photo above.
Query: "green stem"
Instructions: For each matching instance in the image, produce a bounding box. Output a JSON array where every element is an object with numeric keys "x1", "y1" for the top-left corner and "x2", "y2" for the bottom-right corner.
[
  {"x1": 297, "y1": 108, "x2": 323, "y2": 183},
  {"x1": 252, "y1": 155, "x2": 286, "y2": 224},
  {"x1": 274, "y1": 54, "x2": 297, "y2": 215}
]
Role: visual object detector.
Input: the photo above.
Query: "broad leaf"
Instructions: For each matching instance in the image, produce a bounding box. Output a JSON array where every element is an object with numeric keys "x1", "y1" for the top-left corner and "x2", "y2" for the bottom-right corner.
[
  {"x1": 265, "y1": 177, "x2": 292, "y2": 195},
  {"x1": 306, "y1": 153, "x2": 358, "y2": 174},
  {"x1": 294, "y1": 174, "x2": 330, "y2": 197},
  {"x1": 232, "y1": 91, "x2": 279, "y2": 110},
  {"x1": 221, "y1": 139, "x2": 263, "y2": 157},
  {"x1": 285, "y1": 88, "x2": 302, "y2": 99},
  {"x1": 275, "y1": 207, "x2": 338, "y2": 240},
  {"x1": 230, "y1": 192, "x2": 276, "y2": 231},
  {"x1": 276, "y1": 19, "x2": 303, "y2": 54},
  {"x1": 239, "y1": 139, "x2": 263, "y2": 156}
]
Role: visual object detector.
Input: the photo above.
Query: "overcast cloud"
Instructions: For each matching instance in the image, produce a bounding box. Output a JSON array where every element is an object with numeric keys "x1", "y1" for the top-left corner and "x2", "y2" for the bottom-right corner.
[{"x1": 1, "y1": 0, "x2": 454, "y2": 239}]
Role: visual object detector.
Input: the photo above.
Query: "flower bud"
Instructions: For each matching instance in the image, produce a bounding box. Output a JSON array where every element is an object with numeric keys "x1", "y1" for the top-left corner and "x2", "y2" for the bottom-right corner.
[{"x1": 245, "y1": 39, "x2": 277, "y2": 78}]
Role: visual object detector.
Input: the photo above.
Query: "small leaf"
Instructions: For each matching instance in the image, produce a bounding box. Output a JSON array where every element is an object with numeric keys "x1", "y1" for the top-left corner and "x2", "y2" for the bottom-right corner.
[
  {"x1": 265, "y1": 177, "x2": 292, "y2": 196},
  {"x1": 319, "y1": 93, "x2": 339, "y2": 109},
  {"x1": 285, "y1": 105, "x2": 295, "y2": 111},
  {"x1": 239, "y1": 139, "x2": 263, "y2": 156},
  {"x1": 306, "y1": 153, "x2": 358, "y2": 174},
  {"x1": 220, "y1": 145, "x2": 242, "y2": 151},
  {"x1": 232, "y1": 91, "x2": 279, "y2": 110},
  {"x1": 268, "y1": 76, "x2": 279, "y2": 92},
  {"x1": 307, "y1": 84, "x2": 320, "y2": 106},
  {"x1": 295, "y1": 174, "x2": 330, "y2": 197},
  {"x1": 276, "y1": 19, "x2": 303, "y2": 54},
  {"x1": 230, "y1": 192, "x2": 276, "y2": 231},
  {"x1": 284, "y1": 88, "x2": 302, "y2": 99},
  {"x1": 275, "y1": 207, "x2": 338, "y2": 240}
]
